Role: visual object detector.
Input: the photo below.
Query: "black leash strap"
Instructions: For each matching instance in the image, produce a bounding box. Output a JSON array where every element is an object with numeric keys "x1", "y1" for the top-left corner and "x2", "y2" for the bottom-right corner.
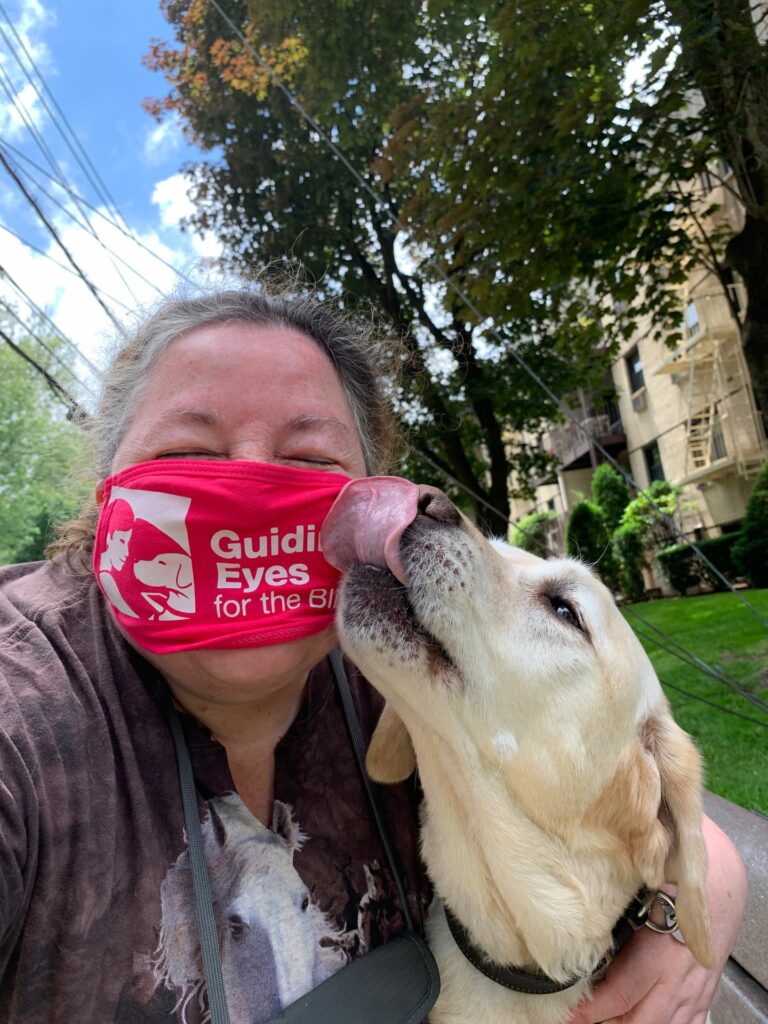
[
  {"x1": 166, "y1": 696, "x2": 232, "y2": 1024},
  {"x1": 329, "y1": 648, "x2": 416, "y2": 934},
  {"x1": 163, "y1": 653, "x2": 422, "y2": 1023}
]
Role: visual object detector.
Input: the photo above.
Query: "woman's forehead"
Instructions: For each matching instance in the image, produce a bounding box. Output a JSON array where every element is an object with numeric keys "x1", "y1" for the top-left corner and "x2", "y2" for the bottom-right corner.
[{"x1": 144, "y1": 323, "x2": 352, "y2": 417}]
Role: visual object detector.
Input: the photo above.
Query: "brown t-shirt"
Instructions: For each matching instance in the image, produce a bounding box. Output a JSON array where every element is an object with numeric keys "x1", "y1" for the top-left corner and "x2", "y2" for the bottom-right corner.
[{"x1": 0, "y1": 559, "x2": 430, "y2": 1023}]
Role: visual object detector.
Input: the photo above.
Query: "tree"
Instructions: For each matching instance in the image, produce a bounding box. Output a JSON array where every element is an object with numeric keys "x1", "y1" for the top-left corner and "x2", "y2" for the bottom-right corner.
[
  {"x1": 508, "y1": 509, "x2": 557, "y2": 558},
  {"x1": 667, "y1": 0, "x2": 768, "y2": 424},
  {"x1": 0, "y1": 329, "x2": 84, "y2": 565},
  {"x1": 382, "y1": 0, "x2": 768, "y2": 426},
  {"x1": 566, "y1": 500, "x2": 615, "y2": 585},
  {"x1": 591, "y1": 464, "x2": 630, "y2": 535},
  {"x1": 732, "y1": 459, "x2": 768, "y2": 588},
  {"x1": 143, "y1": 0, "x2": 617, "y2": 533}
]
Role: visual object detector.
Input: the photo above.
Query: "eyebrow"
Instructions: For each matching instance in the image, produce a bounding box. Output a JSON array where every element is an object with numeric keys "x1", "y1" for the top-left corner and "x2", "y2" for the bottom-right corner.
[
  {"x1": 156, "y1": 407, "x2": 224, "y2": 428},
  {"x1": 284, "y1": 414, "x2": 354, "y2": 436},
  {"x1": 156, "y1": 408, "x2": 353, "y2": 436}
]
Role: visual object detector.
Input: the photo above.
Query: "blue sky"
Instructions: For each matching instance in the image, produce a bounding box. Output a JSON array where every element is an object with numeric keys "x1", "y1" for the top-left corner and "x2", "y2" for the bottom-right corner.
[{"x1": 0, "y1": 0, "x2": 223, "y2": 396}]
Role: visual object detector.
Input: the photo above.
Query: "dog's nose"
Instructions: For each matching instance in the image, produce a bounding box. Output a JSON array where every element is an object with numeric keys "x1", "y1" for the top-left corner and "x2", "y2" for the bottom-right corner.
[{"x1": 416, "y1": 486, "x2": 463, "y2": 526}]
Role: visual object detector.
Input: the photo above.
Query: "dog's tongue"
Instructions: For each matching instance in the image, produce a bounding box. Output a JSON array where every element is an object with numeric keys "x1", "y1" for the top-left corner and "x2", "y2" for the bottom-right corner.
[{"x1": 321, "y1": 476, "x2": 421, "y2": 584}]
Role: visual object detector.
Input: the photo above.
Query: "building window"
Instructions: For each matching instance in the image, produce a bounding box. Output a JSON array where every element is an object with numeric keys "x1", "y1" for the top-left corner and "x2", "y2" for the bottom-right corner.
[
  {"x1": 685, "y1": 301, "x2": 700, "y2": 338},
  {"x1": 721, "y1": 267, "x2": 742, "y2": 314},
  {"x1": 711, "y1": 413, "x2": 728, "y2": 461},
  {"x1": 625, "y1": 346, "x2": 645, "y2": 393},
  {"x1": 644, "y1": 441, "x2": 665, "y2": 483}
]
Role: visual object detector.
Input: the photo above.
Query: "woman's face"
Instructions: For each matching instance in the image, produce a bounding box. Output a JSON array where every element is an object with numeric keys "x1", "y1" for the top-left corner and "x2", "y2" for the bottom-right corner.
[{"x1": 106, "y1": 321, "x2": 368, "y2": 703}]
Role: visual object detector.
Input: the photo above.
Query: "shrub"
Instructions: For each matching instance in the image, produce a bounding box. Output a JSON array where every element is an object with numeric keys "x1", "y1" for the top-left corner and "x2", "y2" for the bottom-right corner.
[
  {"x1": 509, "y1": 509, "x2": 557, "y2": 558},
  {"x1": 732, "y1": 460, "x2": 768, "y2": 588},
  {"x1": 696, "y1": 533, "x2": 741, "y2": 588},
  {"x1": 656, "y1": 544, "x2": 704, "y2": 595},
  {"x1": 613, "y1": 522, "x2": 646, "y2": 601},
  {"x1": 657, "y1": 532, "x2": 742, "y2": 595},
  {"x1": 566, "y1": 500, "x2": 617, "y2": 586},
  {"x1": 620, "y1": 479, "x2": 680, "y2": 549},
  {"x1": 591, "y1": 464, "x2": 629, "y2": 534}
]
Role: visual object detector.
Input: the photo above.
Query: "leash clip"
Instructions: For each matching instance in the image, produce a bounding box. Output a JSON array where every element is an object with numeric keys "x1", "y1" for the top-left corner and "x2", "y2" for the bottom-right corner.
[{"x1": 644, "y1": 891, "x2": 685, "y2": 943}]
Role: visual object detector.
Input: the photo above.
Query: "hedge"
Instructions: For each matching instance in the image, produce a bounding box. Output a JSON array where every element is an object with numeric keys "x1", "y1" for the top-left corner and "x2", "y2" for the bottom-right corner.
[{"x1": 657, "y1": 532, "x2": 742, "y2": 594}]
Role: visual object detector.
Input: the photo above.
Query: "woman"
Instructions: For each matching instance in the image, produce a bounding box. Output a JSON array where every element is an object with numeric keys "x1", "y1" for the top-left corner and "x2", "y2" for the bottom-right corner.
[{"x1": 0, "y1": 287, "x2": 746, "y2": 1023}]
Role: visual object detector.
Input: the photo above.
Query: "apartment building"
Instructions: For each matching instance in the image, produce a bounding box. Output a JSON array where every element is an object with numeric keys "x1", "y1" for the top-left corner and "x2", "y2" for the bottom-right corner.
[{"x1": 509, "y1": 166, "x2": 768, "y2": 556}]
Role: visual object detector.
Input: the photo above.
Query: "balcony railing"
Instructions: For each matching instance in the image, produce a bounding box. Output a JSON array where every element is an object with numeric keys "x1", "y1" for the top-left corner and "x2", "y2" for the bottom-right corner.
[{"x1": 548, "y1": 413, "x2": 626, "y2": 471}]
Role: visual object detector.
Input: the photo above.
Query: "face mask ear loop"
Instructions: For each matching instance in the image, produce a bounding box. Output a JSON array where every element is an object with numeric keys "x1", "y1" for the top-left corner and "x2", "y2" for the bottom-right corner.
[
  {"x1": 330, "y1": 647, "x2": 415, "y2": 934},
  {"x1": 163, "y1": 689, "x2": 232, "y2": 1024}
]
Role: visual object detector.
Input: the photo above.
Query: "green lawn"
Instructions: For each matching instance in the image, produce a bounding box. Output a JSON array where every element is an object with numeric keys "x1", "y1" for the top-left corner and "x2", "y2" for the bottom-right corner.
[{"x1": 622, "y1": 589, "x2": 768, "y2": 815}]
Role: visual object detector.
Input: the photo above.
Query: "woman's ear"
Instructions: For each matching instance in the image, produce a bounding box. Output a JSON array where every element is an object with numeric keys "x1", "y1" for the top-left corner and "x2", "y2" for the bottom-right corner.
[{"x1": 366, "y1": 703, "x2": 416, "y2": 783}]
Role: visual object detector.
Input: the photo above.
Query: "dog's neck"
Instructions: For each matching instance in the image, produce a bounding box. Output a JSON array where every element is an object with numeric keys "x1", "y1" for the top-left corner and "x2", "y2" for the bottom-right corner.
[{"x1": 412, "y1": 723, "x2": 641, "y2": 984}]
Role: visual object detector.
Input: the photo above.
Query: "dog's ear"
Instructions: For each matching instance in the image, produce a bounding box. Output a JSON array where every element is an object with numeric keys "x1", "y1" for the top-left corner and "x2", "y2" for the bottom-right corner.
[
  {"x1": 588, "y1": 709, "x2": 712, "y2": 967},
  {"x1": 644, "y1": 713, "x2": 713, "y2": 968},
  {"x1": 366, "y1": 703, "x2": 416, "y2": 783}
]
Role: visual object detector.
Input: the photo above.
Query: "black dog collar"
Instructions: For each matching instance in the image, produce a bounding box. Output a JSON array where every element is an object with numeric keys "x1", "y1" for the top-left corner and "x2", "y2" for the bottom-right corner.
[{"x1": 444, "y1": 889, "x2": 664, "y2": 995}]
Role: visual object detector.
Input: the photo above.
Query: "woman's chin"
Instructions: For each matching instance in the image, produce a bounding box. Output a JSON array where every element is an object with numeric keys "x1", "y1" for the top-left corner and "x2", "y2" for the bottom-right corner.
[{"x1": 129, "y1": 628, "x2": 338, "y2": 704}]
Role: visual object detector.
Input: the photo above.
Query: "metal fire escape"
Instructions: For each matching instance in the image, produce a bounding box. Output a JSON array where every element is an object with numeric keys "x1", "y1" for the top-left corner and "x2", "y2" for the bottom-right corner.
[{"x1": 654, "y1": 283, "x2": 766, "y2": 482}]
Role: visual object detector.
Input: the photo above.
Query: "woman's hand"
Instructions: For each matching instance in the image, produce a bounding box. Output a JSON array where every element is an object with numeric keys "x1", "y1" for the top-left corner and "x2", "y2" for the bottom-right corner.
[{"x1": 569, "y1": 814, "x2": 747, "y2": 1023}]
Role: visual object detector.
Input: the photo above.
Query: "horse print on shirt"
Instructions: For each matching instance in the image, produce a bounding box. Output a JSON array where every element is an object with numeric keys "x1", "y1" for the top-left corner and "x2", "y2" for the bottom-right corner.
[{"x1": 151, "y1": 795, "x2": 346, "y2": 1024}]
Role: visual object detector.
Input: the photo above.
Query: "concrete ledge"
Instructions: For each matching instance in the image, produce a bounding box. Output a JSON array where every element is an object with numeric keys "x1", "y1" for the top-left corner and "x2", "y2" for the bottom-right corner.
[{"x1": 704, "y1": 791, "x2": 768, "y2": 1023}]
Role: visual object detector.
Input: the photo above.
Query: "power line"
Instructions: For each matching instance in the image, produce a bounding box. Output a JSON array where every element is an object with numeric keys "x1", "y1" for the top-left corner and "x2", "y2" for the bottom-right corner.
[
  {"x1": 626, "y1": 610, "x2": 768, "y2": 715},
  {"x1": 0, "y1": 62, "x2": 61, "y2": 182},
  {"x1": 658, "y1": 677, "x2": 768, "y2": 731},
  {"x1": 0, "y1": 148, "x2": 125, "y2": 334},
  {"x1": 0, "y1": 222, "x2": 133, "y2": 315},
  {"x1": 206, "y1": 0, "x2": 768, "y2": 632},
  {"x1": 0, "y1": 0, "x2": 125, "y2": 226},
  {"x1": 0, "y1": 297, "x2": 96, "y2": 398},
  {"x1": 0, "y1": 325, "x2": 88, "y2": 419},
  {"x1": 0, "y1": 259, "x2": 104, "y2": 376},
  {"x1": 0, "y1": 26, "x2": 143, "y2": 305},
  {"x1": 0, "y1": 138, "x2": 198, "y2": 288},
  {"x1": 416, "y1": 443, "x2": 768, "y2": 719},
  {"x1": 4, "y1": 154, "x2": 166, "y2": 299}
]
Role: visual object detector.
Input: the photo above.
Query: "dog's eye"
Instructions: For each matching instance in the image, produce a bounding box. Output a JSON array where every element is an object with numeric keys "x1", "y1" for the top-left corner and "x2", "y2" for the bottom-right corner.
[{"x1": 548, "y1": 595, "x2": 582, "y2": 630}]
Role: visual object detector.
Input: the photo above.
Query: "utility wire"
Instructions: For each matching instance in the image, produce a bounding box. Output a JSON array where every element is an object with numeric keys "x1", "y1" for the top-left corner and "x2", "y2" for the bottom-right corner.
[
  {"x1": 0, "y1": 0, "x2": 125, "y2": 226},
  {"x1": 0, "y1": 259, "x2": 104, "y2": 376},
  {"x1": 5, "y1": 155, "x2": 166, "y2": 298},
  {"x1": 0, "y1": 148, "x2": 125, "y2": 334},
  {"x1": 0, "y1": 224, "x2": 132, "y2": 315},
  {"x1": 657, "y1": 677, "x2": 768, "y2": 731},
  {"x1": 0, "y1": 325, "x2": 88, "y2": 419},
  {"x1": 630, "y1": 618, "x2": 768, "y2": 716},
  {"x1": 206, "y1": 0, "x2": 768, "y2": 631},
  {"x1": 0, "y1": 30, "x2": 142, "y2": 305},
  {"x1": 415, "y1": 441, "x2": 768, "y2": 718},
  {"x1": 0, "y1": 297, "x2": 96, "y2": 398},
  {"x1": 0, "y1": 138, "x2": 198, "y2": 288},
  {"x1": 0, "y1": 63, "x2": 61, "y2": 182},
  {"x1": 627, "y1": 612, "x2": 768, "y2": 715}
]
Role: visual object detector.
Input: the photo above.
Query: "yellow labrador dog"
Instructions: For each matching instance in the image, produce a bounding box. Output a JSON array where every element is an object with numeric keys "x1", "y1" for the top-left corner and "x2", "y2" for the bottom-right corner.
[{"x1": 321, "y1": 479, "x2": 712, "y2": 1024}]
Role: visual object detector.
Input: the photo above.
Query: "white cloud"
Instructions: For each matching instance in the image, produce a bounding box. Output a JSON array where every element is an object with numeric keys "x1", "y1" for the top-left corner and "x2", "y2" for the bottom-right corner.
[
  {"x1": 151, "y1": 172, "x2": 222, "y2": 259},
  {"x1": 0, "y1": 178, "x2": 225, "y2": 404},
  {"x1": 143, "y1": 115, "x2": 185, "y2": 166},
  {"x1": 0, "y1": 0, "x2": 53, "y2": 141}
]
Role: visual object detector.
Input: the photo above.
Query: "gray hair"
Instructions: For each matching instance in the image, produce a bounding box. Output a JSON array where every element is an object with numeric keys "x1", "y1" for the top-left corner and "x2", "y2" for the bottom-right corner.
[{"x1": 50, "y1": 285, "x2": 402, "y2": 561}]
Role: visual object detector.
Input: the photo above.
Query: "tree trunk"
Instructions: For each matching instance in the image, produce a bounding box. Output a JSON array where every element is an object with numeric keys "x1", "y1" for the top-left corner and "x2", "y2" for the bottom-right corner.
[
  {"x1": 726, "y1": 215, "x2": 768, "y2": 428},
  {"x1": 669, "y1": 0, "x2": 768, "y2": 428}
]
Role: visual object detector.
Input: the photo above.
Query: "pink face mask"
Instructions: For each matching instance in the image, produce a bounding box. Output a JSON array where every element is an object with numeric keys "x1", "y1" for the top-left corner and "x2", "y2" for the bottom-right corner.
[{"x1": 93, "y1": 459, "x2": 351, "y2": 654}]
